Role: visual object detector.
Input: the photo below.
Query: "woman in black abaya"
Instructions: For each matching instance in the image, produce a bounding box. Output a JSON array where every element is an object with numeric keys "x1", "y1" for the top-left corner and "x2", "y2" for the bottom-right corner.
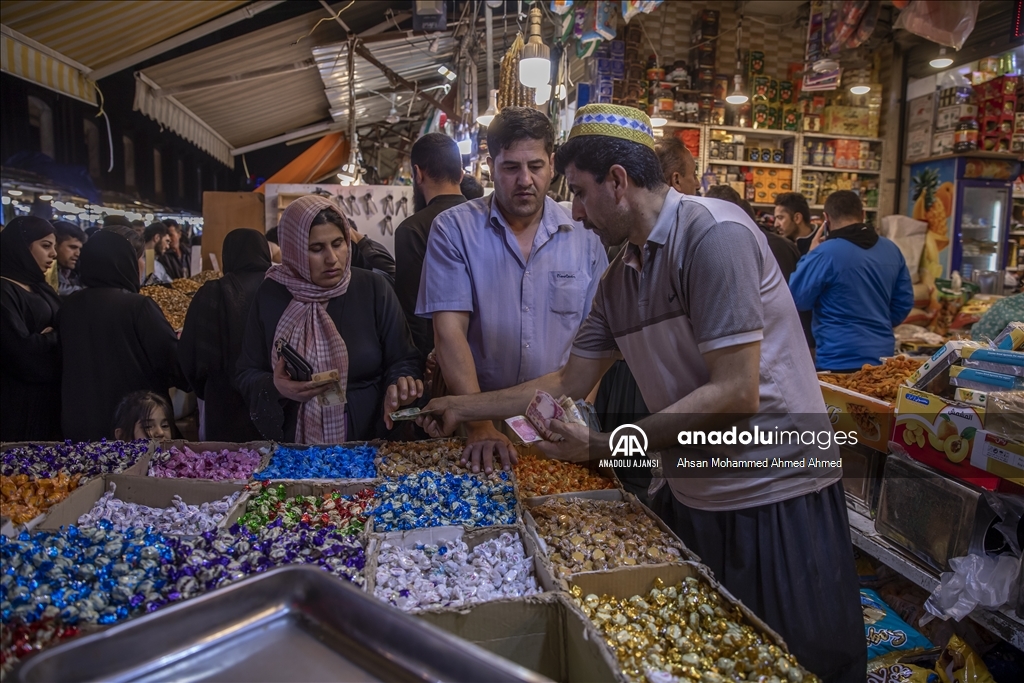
[
  {"x1": 179, "y1": 229, "x2": 271, "y2": 441},
  {"x1": 59, "y1": 230, "x2": 184, "y2": 441},
  {"x1": 0, "y1": 217, "x2": 62, "y2": 440}
]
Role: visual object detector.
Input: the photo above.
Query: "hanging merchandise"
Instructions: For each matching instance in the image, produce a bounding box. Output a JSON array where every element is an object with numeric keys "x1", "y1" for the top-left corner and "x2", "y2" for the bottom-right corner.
[
  {"x1": 894, "y1": 0, "x2": 981, "y2": 50},
  {"x1": 579, "y1": 1, "x2": 616, "y2": 44},
  {"x1": 621, "y1": 0, "x2": 663, "y2": 24},
  {"x1": 499, "y1": 33, "x2": 532, "y2": 109},
  {"x1": 803, "y1": 0, "x2": 843, "y2": 92},
  {"x1": 550, "y1": 0, "x2": 573, "y2": 14},
  {"x1": 829, "y1": 0, "x2": 880, "y2": 52}
]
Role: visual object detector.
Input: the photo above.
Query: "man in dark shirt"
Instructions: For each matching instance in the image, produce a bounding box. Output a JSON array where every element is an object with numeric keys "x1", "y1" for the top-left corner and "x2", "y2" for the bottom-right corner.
[
  {"x1": 395, "y1": 132, "x2": 467, "y2": 357},
  {"x1": 705, "y1": 185, "x2": 800, "y2": 282},
  {"x1": 774, "y1": 192, "x2": 817, "y2": 348}
]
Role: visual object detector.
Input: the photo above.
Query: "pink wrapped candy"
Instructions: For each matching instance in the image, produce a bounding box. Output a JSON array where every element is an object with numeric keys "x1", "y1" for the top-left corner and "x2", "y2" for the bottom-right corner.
[{"x1": 149, "y1": 446, "x2": 262, "y2": 481}]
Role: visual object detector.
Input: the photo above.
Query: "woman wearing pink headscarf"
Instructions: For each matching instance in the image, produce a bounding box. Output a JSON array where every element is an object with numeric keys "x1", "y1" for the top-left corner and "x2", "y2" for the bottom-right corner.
[{"x1": 237, "y1": 195, "x2": 422, "y2": 443}]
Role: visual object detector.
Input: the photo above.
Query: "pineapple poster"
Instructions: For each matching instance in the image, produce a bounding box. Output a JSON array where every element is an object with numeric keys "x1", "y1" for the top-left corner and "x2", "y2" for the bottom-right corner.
[{"x1": 907, "y1": 158, "x2": 956, "y2": 312}]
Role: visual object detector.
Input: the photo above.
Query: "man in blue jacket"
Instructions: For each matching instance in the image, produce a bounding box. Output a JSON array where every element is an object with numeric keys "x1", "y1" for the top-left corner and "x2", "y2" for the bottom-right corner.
[{"x1": 790, "y1": 190, "x2": 914, "y2": 371}]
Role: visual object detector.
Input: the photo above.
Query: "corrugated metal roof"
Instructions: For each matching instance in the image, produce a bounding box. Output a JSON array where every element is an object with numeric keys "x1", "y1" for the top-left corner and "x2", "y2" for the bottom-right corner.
[
  {"x1": 139, "y1": 2, "x2": 390, "y2": 148},
  {"x1": 0, "y1": 0, "x2": 246, "y2": 69},
  {"x1": 314, "y1": 30, "x2": 494, "y2": 131}
]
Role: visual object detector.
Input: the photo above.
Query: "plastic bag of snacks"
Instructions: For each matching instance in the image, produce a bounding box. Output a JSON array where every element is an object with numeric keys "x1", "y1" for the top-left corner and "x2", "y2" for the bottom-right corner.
[{"x1": 862, "y1": 589, "x2": 933, "y2": 662}]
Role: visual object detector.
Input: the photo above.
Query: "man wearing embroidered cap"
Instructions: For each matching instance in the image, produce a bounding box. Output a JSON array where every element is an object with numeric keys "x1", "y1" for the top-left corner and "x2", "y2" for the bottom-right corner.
[{"x1": 420, "y1": 104, "x2": 865, "y2": 680}]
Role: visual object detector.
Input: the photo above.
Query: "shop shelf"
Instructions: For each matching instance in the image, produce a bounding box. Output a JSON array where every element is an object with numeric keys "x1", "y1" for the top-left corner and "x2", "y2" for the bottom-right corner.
[
  {"x1": 808, "y1": 204, "x2": 878, "y2": 211},
  {"x1": 802, "y1": 132, "x2": 883, "y2": 143},
  {"x1": 1006, "y1": 231, "x2": 1024, "y2": 236},
  {"x1": 661, "y1": 121, "x2": 703, "y2": 130},
  {"x1": 848, "y1": 507, "x2": 1024, "y2": 651},
  {"x1": 708, "y1": 160, "x2": 794, "y2": 169},
  {"x1": 907, "y1": 151, "x2": 1022, "y2": 164},
  {"x1": 802, "y1": 166, "x2": 881, "y2": 174},
  {"x1": 709, "y1": 125, "x2": 797, "y2": 137}
]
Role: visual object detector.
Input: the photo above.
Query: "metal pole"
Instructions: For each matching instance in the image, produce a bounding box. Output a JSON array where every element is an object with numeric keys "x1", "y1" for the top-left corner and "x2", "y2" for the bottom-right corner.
[{"x1": 485, "y1": 2, "x2": 494, "y2": 96}]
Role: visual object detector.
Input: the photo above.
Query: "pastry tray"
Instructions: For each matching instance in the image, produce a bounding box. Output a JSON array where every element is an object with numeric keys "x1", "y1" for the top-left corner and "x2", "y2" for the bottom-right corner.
[{"x1": 11, "y1": 565, "x2": 550, "y2": 683}]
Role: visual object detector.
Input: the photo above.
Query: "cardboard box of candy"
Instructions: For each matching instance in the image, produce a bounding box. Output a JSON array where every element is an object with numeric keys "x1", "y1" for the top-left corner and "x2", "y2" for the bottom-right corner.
[
  {"x1": 39, "y1": 474, "x2": 248, "y2": 533},
  {"x1": 148, "y1": 440, "x2": 275, "y2": 482},
  {"x1": 523, "y1": 490, "x2": 698, "y2": 591},
  {"x1": 567, "y1": 562, "x2": 810, "y2": 682},
  {"x1": 367, "y1": 524, "x2": 548, "y2": 602},
  {"x1": 417, "y1": 594, "x2": 622, "y2": 683},
  {"x1": 818, "y1": 378, "x2": 895, "y2": 453}
]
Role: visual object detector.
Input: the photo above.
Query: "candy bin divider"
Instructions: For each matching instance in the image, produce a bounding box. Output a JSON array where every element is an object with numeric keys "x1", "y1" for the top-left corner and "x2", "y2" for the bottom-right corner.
[
  {"x1": 225, "y1": 480, "x2": 377, "y2": 534},
  {"x1": 38, "y1": 474, "x2": 249, "y2": 531},
  {"x1": 367, "y1": 523, "x2": 546, "y2": 610},
  {"x1": 0, "y1": 511, "x2": 47, "y2": 538},
  {"x1": 148, "y1": 440, "x2": 275, "y2": 482},
  {"x1": 567, "y1": 561, "x2": 809, "y2": 676},
  {"x1": 251, "y1": 440, "x2": 381, "y2": 482},
  {"x1": 415, "y1": 592, "x2": 624, "y2": 683}
]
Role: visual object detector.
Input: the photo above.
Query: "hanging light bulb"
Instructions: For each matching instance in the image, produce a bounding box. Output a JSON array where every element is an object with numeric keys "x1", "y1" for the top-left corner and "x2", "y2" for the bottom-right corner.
[
  {"x1": 649, "y1": 115, "x2": 668, "y2": 127},
  {"x1": 477, "y1": 89, "x2": 499, "y2": 126},
  {"x1": 930, "y1": 48, "x2": 953, "y2": 69},
  {"x1": 385, "y1": 94, "x2": 400, "y2": 124},
  {"x1": 337, "y1": 150, "x2": 359, "y2": 185},
  {"x1": 725, "y1": 19, "x2": 748, "y2": 105},
  {"x1": 849, "y1": 82, "x2": 871, "y2": 95},
  {"x1": 519, "y1": 5, "x2": 550, "y2": 89},
  {"x1": 726, "y1": 74, "x2": 749, "y2": 105}
]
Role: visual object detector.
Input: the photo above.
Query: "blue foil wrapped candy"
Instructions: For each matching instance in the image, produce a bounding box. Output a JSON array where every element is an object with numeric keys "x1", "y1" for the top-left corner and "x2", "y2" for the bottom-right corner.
[
  {"x1": 0, "y1": 522, "x2": 174, "y2": 628},
  {"x1": 254, "y1": 444, "x2": 376, "y2": 480},
  {"x1": 368, "y1": 471, "x2": 516, "y2": 531}
]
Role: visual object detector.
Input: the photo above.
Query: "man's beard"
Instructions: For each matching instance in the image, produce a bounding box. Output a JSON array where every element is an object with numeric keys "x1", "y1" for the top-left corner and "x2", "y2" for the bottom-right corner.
[{"x1": 413, "y1": 183, "x2": 426, "y2": 213}]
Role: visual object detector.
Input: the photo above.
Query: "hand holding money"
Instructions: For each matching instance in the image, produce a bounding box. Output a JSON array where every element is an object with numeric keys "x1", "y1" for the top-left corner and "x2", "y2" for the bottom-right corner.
[{"x1": 505, "y1": 391, "x2": 588, "y2": 444}]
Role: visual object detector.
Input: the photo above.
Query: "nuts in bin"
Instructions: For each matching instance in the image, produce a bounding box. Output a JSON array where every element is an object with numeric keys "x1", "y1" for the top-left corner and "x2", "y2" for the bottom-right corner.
[
  {"x1": 140, "y1": 285, "x2": 191, "y2": 330},
  {"x1": 818, "y1": 356, "x2": 923, "y2": 402}
]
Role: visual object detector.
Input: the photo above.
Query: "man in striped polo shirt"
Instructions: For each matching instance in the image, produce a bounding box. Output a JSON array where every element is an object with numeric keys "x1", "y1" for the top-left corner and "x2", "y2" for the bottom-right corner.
[{"x1": 420, "y1": 105, "x2": 864, "y2": 681}]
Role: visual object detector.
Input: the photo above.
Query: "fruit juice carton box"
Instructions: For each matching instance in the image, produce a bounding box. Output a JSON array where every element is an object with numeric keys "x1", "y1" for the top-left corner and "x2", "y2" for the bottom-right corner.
[
  {"x1": 894, "y1": 386, "x2": 1005, "y2": 491},
  {"x1": 970, "y1": 431, "x2": 1024, "y2": 486}
]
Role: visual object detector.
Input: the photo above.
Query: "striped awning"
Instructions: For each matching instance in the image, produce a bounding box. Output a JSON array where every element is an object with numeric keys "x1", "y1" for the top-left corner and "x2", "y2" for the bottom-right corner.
[
  {"x1": 0, "y1": 30, "x2": 97, "y2": 104},
  {"x1": 0, "y1": 1, "x2": 246, "y2": 71},
  {"x1": 134, "y1": 75, "x2": 234, "y2": 167}
]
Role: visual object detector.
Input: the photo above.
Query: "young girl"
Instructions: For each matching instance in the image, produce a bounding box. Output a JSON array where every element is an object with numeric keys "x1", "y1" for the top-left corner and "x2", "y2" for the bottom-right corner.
[{"x1": 111, "y1": 391, "x2": 173, "y2": 440}]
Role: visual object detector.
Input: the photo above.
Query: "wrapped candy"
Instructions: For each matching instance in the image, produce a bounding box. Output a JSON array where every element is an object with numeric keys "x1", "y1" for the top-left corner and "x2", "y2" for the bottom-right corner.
[
  {"x1": 0, "y1": 617, "x2": 80, "y2": 675},
  {"x1": 572, "y1": 577, "x2": 806, "y2": 683},
  {"x1": 77, "y1": 483, "x2": 241, "y2": 535},
  {"x1": 374, "y1": 439, "x2": 469, "y2": 476},
  {"x1": 0, "y1": 523, "x2": 176, "y2": 627},
  {"x1": 149, "y1": 446, "x2": 262, "y2": 481},
  {"x1": 162, "y1": 519, "x2": 366, "y2": 597},
  {"x1": 374, "y1": 532, "x2": 540, "y2": 611},
  {"x1": 531, "y1": 498, "x2": 682, "y2": 578},
  {"x1": 514, "y1": 454, "x2": 615, "y2": 498},
  {"x1": 368, "y1": 472, "x2": 516, "y2": 531},
  {"x1": 1, "y1": 472, "x2": 82, "y2": 525},
  {"x1": 254, "y1": 444, "x2": 376, "y2": 480},
  {"x1": 1, "y1": 440, "x2": 150, "y2": 480},
  {"x1": 237, "y1": 481, "x2": 375, "y2": 534}
]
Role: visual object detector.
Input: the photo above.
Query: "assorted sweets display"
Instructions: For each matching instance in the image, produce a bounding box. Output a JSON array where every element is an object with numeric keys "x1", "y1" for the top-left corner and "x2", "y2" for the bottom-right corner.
[{"x1": 0, "y1": 436, "x2": 807, "y2": 680}]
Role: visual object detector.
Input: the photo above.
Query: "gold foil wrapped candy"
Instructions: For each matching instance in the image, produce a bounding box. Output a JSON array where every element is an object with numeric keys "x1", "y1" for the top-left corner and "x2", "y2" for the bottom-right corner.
[{"x1": 570, "y1": 578, "x2": 811, "y2": 683}]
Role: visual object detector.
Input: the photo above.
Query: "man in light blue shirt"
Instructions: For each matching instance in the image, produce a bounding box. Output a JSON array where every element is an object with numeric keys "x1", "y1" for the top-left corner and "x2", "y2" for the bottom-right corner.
[
  {"x1": 789, "y1": 190, "x2": 914, "y2": 371},
  {"x1": 416, "y1": 107, "x2": 607, "y2": 473}
]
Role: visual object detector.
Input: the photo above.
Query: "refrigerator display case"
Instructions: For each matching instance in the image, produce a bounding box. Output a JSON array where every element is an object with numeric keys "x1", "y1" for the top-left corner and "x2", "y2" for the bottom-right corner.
[{"x1": 907, "y1": 156, "x2": 1022, "y2": 282}]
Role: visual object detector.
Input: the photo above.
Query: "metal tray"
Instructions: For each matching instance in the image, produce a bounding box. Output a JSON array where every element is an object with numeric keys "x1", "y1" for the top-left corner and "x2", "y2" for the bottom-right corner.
[{"x1": 12, "y1": 566, "x2": 551, "y2": 683}]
